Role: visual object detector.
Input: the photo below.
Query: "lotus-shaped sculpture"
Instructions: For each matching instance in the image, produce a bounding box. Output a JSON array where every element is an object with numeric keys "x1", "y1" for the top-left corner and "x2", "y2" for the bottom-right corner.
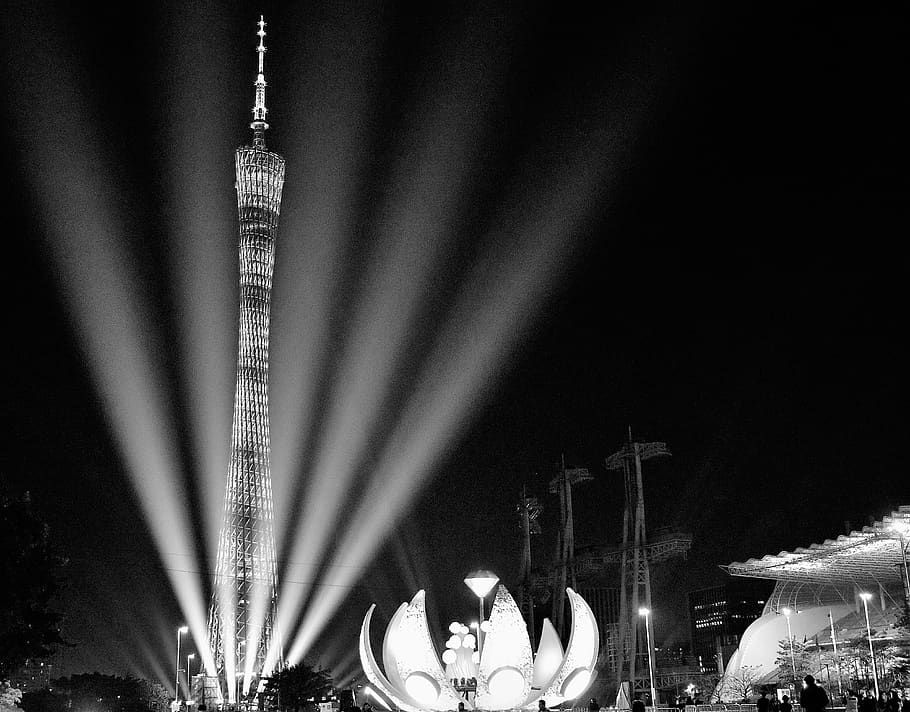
[{"x1": 359, "y1": 583, "x2": 598, "y2": 711}]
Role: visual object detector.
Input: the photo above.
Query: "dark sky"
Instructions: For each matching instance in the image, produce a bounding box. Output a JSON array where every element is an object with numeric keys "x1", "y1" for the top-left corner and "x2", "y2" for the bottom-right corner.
[{"x1": 1, "y1": 0, "x2": 906, "y2": 689}]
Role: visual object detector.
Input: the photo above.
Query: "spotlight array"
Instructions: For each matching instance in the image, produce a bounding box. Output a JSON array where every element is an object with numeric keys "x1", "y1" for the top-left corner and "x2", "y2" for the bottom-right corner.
[{"x1": 9, "y1": 2, "x2": 659, "y2": 685}]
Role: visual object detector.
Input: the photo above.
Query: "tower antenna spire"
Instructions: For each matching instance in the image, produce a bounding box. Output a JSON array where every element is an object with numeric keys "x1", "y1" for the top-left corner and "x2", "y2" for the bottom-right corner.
[{"x1": 251, "y1": 15, "x2": 269, "y2": 146}]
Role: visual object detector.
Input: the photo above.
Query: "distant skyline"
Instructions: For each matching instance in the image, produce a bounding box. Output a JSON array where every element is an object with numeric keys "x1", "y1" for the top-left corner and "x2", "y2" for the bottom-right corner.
[{"x1": 1, "y1": 0, "x2": 905, "y2": 689}]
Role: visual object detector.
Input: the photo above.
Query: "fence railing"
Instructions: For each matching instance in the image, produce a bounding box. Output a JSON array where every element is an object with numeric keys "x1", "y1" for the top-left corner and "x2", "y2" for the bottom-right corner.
[{"x1": 583, "y1": 706, "x2": 849, "y2": 712}]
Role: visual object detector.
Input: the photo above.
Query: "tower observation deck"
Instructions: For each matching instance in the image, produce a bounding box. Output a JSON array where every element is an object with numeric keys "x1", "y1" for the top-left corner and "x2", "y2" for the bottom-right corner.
[{"x1": 208, "y1": 16, "x2": 285, "y2": 702}]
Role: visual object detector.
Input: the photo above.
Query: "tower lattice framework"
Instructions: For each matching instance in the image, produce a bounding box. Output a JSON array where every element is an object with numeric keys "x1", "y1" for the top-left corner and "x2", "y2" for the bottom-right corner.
[
  {"x1": 208, "y1": 16, "x2": 285, "y2": 700},
  {"x1": 606, "y1": 431, "x2": 670, "y2": 698}
]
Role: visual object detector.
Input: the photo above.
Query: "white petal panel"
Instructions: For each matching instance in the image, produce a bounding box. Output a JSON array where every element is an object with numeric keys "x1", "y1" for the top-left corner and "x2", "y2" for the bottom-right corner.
[
  {"x1": 528, "y1": 618, "x2": 564, "y2": 703},
  {"x1": 359, "y1": 604, "x2": 423, "y2": 712},
  {"x1": 391, "y1": 590, "x2": 464, "y2": 711},
  {"x1": 531, "y1": 588, "x2": 600, "y2": 707},
  {"x1": 564, "y1": 588, "x2": 598, "y2": 667},
  {"x1": 382, "y1": 601, "x2": 412, "y2": 696},
  {"x1": 475, "y1": 585, "x2": 533, "y2": 710}
]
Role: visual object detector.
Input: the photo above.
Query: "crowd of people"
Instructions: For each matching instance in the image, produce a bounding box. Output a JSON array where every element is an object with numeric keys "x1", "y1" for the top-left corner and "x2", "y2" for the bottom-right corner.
[
  {"x1": 854, "y1": 687, "x2": 910, "y2": 712},
  {"x1": 797, "y1": 673, "x2": 910, "y2": 712},
  {"x1": 667, "y1": 675, "x2": 909, "y2": 712},
  {"x1": 674, "y1": 693, "x2": 704, "y2": 708},
  {"x1": 732, "y1": 676, "x2": 910, "y2": 712},
  {"x1": 443, "y1": 675, "x2": 910, "y2": 712}
]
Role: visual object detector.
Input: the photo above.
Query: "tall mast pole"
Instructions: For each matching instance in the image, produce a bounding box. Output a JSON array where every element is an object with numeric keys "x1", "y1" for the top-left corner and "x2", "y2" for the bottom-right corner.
[
  {"x1": 518, "y1": 485, "x2": 542, "y2": 649},
  {"x1": 606, "y1": 430, "x2": 669, "y2": 701},
  {"x1": 549, "y1": 457, "x2": 592, "y2": 637},
  {"x1": 251, "y1": 15, "x2": 270, "y2": 146}
]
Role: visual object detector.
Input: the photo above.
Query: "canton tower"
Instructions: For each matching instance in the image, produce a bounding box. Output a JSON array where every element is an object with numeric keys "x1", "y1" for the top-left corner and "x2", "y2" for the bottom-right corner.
[{"x1": 208, "y1": 16, "x2": 285, "y2": 698}]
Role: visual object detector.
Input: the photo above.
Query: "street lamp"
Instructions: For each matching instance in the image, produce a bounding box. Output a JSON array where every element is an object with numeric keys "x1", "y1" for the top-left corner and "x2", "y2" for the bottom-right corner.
[
  {"x1": 827, "y1": 610, "x2": 843, "y2": 697},
  {"x1": 639, "y1": 608, "x2": 657, "y2": 710},
  {"x1": 781, "y1": 608, "x2": 797, "y2": 684},
  {"x1": 859, "y1": 593, "x2": 879, "y2": 699},
  {"x1": 187, "y1": 654, "x2": 195, "y2": 694},
  {"x1": 464, "y1": 570, "x2": 499, "y2": 659},
  {"x1": 175, "y1": 626, "x2": 189, "y2": 701}
]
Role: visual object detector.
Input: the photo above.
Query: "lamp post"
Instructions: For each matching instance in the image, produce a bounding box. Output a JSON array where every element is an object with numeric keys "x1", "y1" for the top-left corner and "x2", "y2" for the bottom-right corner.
[
  {"x1": 827, "y1": 610, "x2": 843, "y2": 697},
  {"x1": 464, "y1": 570, "x2": 499, "y2": 659},
  {"x1": 187, "y1": 654, "x2": 195, "y2": 696},
  {"x1": 859, "y1": 593, "x2": 879, "y2": 699},
  {"x1": 781, "y1": 608, "x2": 797, "y2": 684},
  {"x1": 235, "y1": 672, "x2": 244, "y2": 710},
  {"x1": 175, "y1": 626, "x2": 189, "y2": 701},
  {"x1": 639, "y1": 608, "x2": 657, "y2": 710}
]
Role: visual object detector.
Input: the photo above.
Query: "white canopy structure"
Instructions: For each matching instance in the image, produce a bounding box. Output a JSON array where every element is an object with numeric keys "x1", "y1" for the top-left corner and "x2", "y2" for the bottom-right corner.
[
  {"x1": 724, "y1": 506, "x2": 910, "y2": 591},
  {"x1": 716, "y1": 506, "x2": 909, "y2": 701}
]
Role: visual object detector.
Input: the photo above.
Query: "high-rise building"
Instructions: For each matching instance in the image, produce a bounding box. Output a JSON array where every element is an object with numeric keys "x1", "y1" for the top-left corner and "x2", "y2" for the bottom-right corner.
[
  {"x1": 688, "y1": 580, "x2": 771, "y2": 674},
  {"x1": 578, "y1": 585, "x2": 621, "y2": 648},
  {"x1": 8, "y1": 656, "x2": 55, "y2": 692},
  {"x1": 208, "y1": 16, "x2": 285, "y2": 700}
]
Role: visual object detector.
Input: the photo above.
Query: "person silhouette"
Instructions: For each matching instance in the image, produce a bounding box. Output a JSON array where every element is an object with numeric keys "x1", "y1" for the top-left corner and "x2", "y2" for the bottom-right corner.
[{"x1": 800, "y1": 675, "x2": 829, "y2": 712}]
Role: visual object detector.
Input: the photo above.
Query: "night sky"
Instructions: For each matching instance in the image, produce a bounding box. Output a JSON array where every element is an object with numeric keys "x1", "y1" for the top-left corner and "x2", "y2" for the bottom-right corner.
[{"x1": 1, "y1": 0, "x2": 906, "y2": 690}]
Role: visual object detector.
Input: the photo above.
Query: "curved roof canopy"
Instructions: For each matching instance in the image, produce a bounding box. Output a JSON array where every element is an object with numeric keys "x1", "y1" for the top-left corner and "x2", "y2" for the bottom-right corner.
[{"x1": 723, "y1": 505, "x2": 910, "y2": 585}]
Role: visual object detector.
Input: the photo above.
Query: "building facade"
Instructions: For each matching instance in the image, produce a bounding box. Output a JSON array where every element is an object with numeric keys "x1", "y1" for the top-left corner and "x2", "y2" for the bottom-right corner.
[
  {"x1": 579, "y1": 586, "x2": 621, "y2": 649},
  {"x1": 8, "y1": 657, "x2": 55, "y2": 693},
  {"x1": 689, "y1": 580, "x2": 771, "y2": 674}
]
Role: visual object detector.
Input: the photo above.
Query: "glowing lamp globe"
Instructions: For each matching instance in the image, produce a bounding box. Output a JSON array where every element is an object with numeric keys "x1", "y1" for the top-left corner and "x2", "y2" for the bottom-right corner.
[
  {"x1": 464, "y1": 570, "x2": 499, "y2": 598},
  {"x1": 561, "y1": 668, "x2": 592, "y2": 699},
  {"x1": 404, "y1": 672, "x2": 440, "y2": 706},
  {"x1": 442, "y1": 650, "x2": 457, "y2": 665}
]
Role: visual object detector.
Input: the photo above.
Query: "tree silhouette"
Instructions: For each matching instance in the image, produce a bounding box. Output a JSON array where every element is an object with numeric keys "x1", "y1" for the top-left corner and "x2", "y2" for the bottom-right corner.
[
  {"x1": 0, "y1": 485, "x2": 66, "y2": 678},
  {"x1": 20, "y1": 674, "x2": 166, "y2": 712},
  {"x1": 261, "y1": 663, "x2": 333, "y2": 712},
  {"x1": 775, "y1": 638, "x2": 814, "y2": 683},
  {"x1": 720, "y1": 665, "x2": 761, "y2": 702}
]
